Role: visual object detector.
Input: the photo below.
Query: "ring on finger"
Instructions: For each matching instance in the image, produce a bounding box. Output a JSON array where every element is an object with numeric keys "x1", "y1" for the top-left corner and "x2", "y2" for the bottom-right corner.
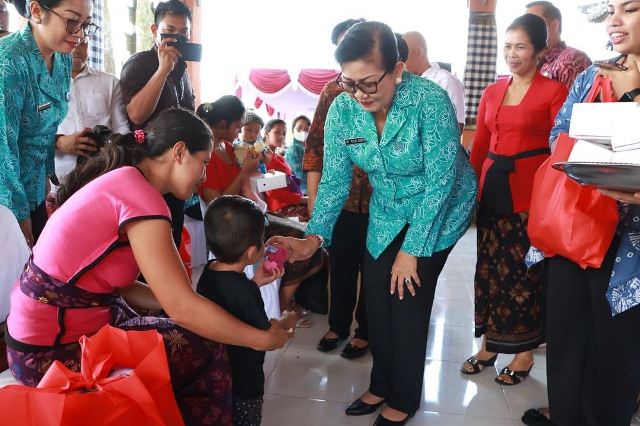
[{"x1": 403, "y1": 277, "x2": 412, "y2": 286}]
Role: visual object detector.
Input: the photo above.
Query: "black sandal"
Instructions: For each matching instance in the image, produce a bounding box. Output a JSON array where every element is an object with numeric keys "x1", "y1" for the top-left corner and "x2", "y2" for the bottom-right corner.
[
  {"x1": 460, "y1": 353, "x2": 498, "y2": 374},
  {"x1": 495, "y1": 364, "x2": 533, "y2": 385}
]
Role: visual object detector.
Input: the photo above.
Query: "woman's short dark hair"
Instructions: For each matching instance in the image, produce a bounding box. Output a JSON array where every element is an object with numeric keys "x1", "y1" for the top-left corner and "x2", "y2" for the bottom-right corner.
[
  {"x1": 330, "y1": 18, "x2": 365, "y2": 46},
  {"x1": 291, "y1": 115, "x2": 310, "y2": 131},
  {"x1": 204, "y1": 195, "x2": 265, "y2": 263},
  {"x1": 395, "y1": 33, "x2": 409, "y2": 63},
  {"x1": 154, "y1": 0, "x2": 192, "y2": 25},
  {"x1": 197, "y1": 96, "x2": 245, "y2": 128},
  {"x1": 57, "y1": 108, "x2": 212, "y2": 207},
  {"x1": 265, "y1": 119, "x2": 286, "y2": 134},
  {"x1": 335, "y1": 21, "x2": 398, "y2": 72},
  {"x1": 507, "y1": 14, "x2": 548, "y2": 53}
]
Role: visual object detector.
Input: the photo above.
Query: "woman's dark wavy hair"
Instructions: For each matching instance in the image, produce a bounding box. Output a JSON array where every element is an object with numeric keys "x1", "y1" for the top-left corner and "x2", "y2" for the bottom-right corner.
[
  {"x1": 196, "y1": 95, "x2": 245, "y2": 128},
  {"x1": 335, "y1": 21, "x2": 398, "y2": 72},
  {"x1": 507, "y1": 14, "x2": 548, "y2": 53},
  {"x1": 56, "y1": 108, "x2": 212, "y2": 207},
  {"x1": 264, "y1": 118, "x2": 286, "y2": 134},
  {"x1": 9, "y1": 0, "x2": 68, "y2": 18}
]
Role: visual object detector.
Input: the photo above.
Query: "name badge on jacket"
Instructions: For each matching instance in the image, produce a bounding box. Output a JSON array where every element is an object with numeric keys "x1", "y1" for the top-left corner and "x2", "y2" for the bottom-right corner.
[
  {"x1": 345, "y1": 137, "x2": 366, "y2": 145},
  {"x1": 36, "y1": 102, "x2": 51, "y2": 113}
]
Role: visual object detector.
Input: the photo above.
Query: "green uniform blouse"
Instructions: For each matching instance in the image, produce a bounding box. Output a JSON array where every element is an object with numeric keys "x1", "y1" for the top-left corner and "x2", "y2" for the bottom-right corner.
[
  {"x1": 307, "y1": 73, "x2": 477, "y2": 259},
  {"x1": 0, "y1": 24, "x2": 71, "y2": 221}
]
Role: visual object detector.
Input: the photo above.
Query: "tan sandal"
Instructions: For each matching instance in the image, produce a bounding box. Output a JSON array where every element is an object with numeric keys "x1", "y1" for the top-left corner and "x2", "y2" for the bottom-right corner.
[{"x1": 296, "y1": 317, "x2": 313, "y2": 328}]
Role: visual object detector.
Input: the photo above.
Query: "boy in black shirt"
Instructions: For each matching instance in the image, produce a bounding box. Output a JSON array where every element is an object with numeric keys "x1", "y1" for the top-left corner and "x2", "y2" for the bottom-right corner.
[{"x1": 197, "y1": 195, "x2": 297, "y2": 426}]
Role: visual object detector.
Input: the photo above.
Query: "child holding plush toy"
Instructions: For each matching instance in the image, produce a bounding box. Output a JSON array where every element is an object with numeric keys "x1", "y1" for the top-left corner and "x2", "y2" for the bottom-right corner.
[
  {"x1": 234, "y1": 109, "x2": 268, "y2": 174},
  {"x1": 197, "y1": 195, "x2": 298, "y2": 426}
]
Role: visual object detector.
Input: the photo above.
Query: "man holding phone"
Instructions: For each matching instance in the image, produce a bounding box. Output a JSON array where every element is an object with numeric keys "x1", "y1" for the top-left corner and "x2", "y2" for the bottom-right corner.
[
  {"x1": 120, "y1": 0, "x2": 196, "y2": 128},
  {"x1": 119, "y1": 0, "x2": 199, "y2": 248}
]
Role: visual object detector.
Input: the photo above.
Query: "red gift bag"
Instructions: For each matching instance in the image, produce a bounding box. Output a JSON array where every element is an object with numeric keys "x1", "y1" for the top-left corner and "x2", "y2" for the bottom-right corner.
[
  {"x1": 528, "y1": 74, "x2": 619, "y2": 269},
  {"x1": 0, "y1": 325, "x2": 184, "y2": 426}
]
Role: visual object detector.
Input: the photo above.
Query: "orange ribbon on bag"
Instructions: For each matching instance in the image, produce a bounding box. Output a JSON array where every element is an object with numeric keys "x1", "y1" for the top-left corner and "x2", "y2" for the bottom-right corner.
[{"x1": 0, "y1": 325, "x2": 184, "y2": 426}]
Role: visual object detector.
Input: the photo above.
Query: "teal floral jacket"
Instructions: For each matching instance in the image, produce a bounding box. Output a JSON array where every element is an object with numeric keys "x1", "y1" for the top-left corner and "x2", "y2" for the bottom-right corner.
[
  {"x1": 307, "y1": 73, "x2": 477, "y2": 259},
  {"x1": 0, "y1": 24, "x2": 71, "y2": 221}
]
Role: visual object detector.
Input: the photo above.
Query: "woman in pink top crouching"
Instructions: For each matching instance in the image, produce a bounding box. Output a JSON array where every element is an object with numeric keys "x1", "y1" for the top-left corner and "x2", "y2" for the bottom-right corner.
[{"x1": 5, "y1": 108, "x2": 292, "y2": 425}]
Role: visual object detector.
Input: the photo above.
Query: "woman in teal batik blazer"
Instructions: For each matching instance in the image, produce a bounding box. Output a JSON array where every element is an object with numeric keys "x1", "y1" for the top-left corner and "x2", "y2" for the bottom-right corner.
[
  {"x1": 271, "y1": 21, "x2": 477, "y2": 425},
  {"x1": 0, "y1": 0, "x2": 94, "y2": 246}
]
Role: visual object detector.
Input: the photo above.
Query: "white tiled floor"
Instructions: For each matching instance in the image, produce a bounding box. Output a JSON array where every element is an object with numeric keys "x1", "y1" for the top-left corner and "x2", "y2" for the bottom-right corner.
[{"x1": 261, "y1": 228, "x2": 640, "y2": 425}]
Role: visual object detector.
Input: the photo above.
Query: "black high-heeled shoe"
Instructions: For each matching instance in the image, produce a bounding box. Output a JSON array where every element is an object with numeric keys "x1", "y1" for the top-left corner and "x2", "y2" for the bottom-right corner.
[
  {"x1": 460, "y1": 353, "x2": 498, "y2": 374},
  {"x1": 345, "y1": 398, "x2": 383, "y2": 416},
  {"x1": 373, "y1": 411, "x2": 415, "y2": 425},
  {"x1": 317, "y1": 335, "x2": 343, "y2": 352},
  {"x1": 340, "y1": 341, "x2": 369, "y2": 359}
]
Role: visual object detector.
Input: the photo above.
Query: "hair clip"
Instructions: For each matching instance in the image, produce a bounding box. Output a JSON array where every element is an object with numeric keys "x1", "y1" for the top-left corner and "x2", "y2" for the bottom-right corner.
[{"x1": 134, "y1": 129, "x2": 145, "y2": 145}]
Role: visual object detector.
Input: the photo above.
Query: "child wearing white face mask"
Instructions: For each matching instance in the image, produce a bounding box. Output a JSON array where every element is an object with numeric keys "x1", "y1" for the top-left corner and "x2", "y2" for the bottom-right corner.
[{"x1": 285, "y1": 115, "x2": 311, "y2": 195}]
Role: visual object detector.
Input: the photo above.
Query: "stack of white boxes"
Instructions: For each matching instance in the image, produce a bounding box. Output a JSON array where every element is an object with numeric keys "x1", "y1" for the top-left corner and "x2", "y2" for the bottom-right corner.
[{"x1": 568, "y1": 102, "x2": 640, "y2": 164}]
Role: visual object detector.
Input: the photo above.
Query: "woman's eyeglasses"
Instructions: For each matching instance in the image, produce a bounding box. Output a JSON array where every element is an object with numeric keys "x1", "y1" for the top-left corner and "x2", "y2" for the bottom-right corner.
[
  {"x1": 41, "y1": 4, "x2": 99, "y2": 37},
  {"x1": 335, "y1": 71, "x2": 388, "y2": 95}
]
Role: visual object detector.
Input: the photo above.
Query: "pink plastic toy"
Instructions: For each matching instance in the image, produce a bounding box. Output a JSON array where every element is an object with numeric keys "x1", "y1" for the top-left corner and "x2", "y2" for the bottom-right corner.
[{"x1": 263, "y1": 245, "x2": 288, "y2": 274}]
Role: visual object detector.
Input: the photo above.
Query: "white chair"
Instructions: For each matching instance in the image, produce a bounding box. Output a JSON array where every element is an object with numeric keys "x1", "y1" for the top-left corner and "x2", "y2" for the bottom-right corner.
[
  {"x1": 0, "y1": 205, "x2": 30, "y2": 323},
  {"x1": 0, "y1": 205, "x2": 30, "y2": 387}
]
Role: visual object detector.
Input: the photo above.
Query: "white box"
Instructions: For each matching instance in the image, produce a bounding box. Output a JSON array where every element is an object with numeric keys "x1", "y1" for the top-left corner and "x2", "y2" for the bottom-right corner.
[
  {"x1": 611, "y1": 106, "x2": 640, "y2": 151},
  {"x1": 569, "y1": 102, "x2": 639, "y2": 145},
  {"x1": 249, "y1": 171, "x2": 288, "y2": 193},
  {"x1": 569, "y1": 139, "x2": 640, "y2": 165}
]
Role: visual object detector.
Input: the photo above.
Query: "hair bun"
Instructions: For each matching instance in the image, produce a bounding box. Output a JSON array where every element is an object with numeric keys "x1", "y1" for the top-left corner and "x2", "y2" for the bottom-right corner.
[{"x1": 7, "y1": 0, "x2": 28, "y2": 18}]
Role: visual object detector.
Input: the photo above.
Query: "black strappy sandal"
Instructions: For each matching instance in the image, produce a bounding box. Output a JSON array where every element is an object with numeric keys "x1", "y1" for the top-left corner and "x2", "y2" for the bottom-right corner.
[
  {"x1": 460, "y1": 353, "x2": 498, "y2": 374},
  {"x1": 495, "y1": 364, "x2": 533, "y2": 385}
]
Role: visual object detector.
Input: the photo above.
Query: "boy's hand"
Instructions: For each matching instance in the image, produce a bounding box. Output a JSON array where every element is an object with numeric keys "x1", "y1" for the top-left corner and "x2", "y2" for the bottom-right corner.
[
  {"x1": 252, "y1": 263, "x2": 284, "y2": 286},
  {"x1": 277, "y1": 310, "x2": 300, "y2": 331}
]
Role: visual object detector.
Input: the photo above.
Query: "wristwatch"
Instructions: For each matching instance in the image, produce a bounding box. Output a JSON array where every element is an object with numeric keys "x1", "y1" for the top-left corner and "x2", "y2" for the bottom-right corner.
[{"x1": 619, "y1": 88, "x2": 640, "y2": 102}]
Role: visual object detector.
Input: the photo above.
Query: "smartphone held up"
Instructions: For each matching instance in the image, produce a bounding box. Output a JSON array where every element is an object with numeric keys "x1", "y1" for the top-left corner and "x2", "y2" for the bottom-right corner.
[{"x1": 160, "y1": 33, "x2": 202, "y2": 62}]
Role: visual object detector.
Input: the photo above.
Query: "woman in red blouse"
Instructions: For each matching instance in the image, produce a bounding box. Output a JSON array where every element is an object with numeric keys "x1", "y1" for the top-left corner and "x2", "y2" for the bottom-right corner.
[
  {"x1": 262, "y1": 119, "x2": 310, "y2": 221},
  {"x1": 462, "y1": 14, "x2": 568, "y2": 385}
]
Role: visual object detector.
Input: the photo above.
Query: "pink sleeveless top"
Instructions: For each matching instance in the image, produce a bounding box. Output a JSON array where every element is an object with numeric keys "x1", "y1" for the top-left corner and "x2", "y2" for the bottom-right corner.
[{"x1": 7, "y1": 166, "x2": 171, "y2": 345}]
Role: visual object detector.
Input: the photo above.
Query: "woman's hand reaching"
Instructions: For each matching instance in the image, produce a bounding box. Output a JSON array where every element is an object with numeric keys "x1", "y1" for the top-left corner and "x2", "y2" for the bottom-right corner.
[
  {"x1": 266, "y1": 236, "x2": 320, "y2": 262},
  {"x1": 262, "y1": 319, "x2": 295, "y2": 350}
]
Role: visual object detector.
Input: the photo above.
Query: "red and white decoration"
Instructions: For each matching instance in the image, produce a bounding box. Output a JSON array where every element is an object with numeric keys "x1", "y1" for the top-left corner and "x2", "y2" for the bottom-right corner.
[{"x1": 235, "y1": 68, "x2": 339, "y2": 120}]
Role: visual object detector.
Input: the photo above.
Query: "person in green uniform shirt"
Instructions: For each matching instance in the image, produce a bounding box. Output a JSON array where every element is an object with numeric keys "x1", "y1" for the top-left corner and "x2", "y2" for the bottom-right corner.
[
  {"x1": 270, "y1": 21, "x2": 477, "y2": 425},
  {"x1": 0, "y1": 0, "x2": 96, "y2": 246}
]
